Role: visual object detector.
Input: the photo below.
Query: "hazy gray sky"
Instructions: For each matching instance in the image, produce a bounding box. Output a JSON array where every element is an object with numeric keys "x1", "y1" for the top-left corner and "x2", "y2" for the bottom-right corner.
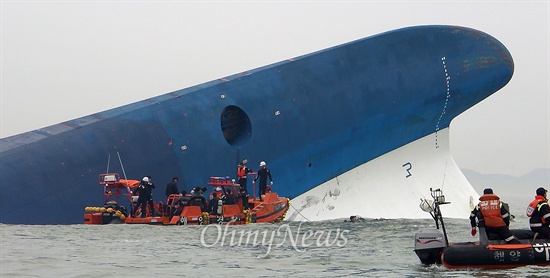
[{"x1": 1, "y1": 1, "x2": 548, "y2": 177}]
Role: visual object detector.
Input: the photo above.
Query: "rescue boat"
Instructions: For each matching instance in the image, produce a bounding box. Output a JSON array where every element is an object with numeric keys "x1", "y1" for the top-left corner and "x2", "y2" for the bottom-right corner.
[
  {"x1": 84, "y1": 174, "x2": 289, "y2": 225},
  {"x1": 414, "y1": 188, "x2": 550, "y2": 269},
  {"x1": 83, "y1": 173, "x2": 136, "y2": 224}
]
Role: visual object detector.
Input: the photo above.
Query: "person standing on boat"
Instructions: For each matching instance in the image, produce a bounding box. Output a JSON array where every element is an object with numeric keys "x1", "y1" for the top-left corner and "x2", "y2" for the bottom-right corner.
[
  {"x1": 165, "y1": 177, "x2": 180, "y2": 198},
  {"x1": 239, "y1": 187, "x2": 250, "y2": 211},
  {"x1": 133, "y1": 177, "x2": 152, "y2": 217},
  {"x1": 237, "y1": 161, "x2": 251, "y2": 192},
  {"x1": 526, "y1": 187, "x2": 550, "y2": 238},
  {"x1": 470, "y1": 188, "x2": 520, "y2": 244},
  {"x1": 254, "y1": 161, "x2": 272, "y2": 201},
  {"x1": 145, "y1": 176, "x2": 156, "y2": 216},
  {"x1": 208, "y1": 187, "x2": 224, "y2": 215}
]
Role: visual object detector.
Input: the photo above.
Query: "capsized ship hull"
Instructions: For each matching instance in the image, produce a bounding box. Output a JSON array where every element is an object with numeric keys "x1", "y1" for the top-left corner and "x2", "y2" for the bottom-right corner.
[{"x1": 0, "y1": 25, "x2": 513, "y2": 224}]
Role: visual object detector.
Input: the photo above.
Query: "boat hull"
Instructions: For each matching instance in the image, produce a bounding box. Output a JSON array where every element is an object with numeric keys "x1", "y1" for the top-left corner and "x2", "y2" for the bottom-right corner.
[
  {"x1": 415, "y1": 227, "x2": 550, "y2": 268},
  {"x1": 84, "y1": 193, "x2": 289, "y2": 226},
  {"x1": 442, "y1": 243, "x2": 550, "y2": 269},
  {"x1": 84, "y1": 212, "x2": 125, "y2": 224}
]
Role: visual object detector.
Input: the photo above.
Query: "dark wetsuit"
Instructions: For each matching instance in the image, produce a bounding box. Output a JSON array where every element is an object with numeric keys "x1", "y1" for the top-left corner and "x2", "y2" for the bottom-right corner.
[
  {"x1": 255, "y1": 167, "x2": 272, "y2": 197},
  {"x1": 165, "y1": 180, "x2": 179, "y2": 198},
  {"x1": 133, "y1": 181, "x2": 151, "y2": 217}
]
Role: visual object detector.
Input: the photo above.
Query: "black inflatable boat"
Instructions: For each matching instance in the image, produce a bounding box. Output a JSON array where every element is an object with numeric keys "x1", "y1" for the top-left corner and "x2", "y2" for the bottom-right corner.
[{"x1": 414, "y1": 188, "x2": 550, "y2": 268}]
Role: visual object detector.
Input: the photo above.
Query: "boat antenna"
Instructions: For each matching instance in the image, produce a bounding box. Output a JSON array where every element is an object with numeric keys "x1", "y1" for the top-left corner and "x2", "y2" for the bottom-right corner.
[
  {"x1": 117, "y1": 151, "x2": 128, "y2": 180},
  {"x1": 431, "y1": 188, "x2": 450, "y2": 247},
  {"x1": 106, "y1": 154, "x2": 111, "y2": 174}
]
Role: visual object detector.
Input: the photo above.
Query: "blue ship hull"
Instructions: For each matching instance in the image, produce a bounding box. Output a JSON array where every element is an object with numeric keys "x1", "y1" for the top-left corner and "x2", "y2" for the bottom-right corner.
[{"x1": 0, "y1": 25, "x2": 513, "y2": 224}]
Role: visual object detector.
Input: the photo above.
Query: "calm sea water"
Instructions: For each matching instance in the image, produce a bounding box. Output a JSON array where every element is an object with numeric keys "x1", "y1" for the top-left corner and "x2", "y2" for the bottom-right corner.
[{"x1": 1, "y1": 214, "x2": 547, "y2": 277}]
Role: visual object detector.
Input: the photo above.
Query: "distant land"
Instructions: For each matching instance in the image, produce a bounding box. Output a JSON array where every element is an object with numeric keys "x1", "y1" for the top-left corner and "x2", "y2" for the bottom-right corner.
[
  {"x1": 461, "y1": 168, "x2": 549, "y2": 225},
  {"x1": 463, "y1": 168, "x2": 550, "y2": 198}
]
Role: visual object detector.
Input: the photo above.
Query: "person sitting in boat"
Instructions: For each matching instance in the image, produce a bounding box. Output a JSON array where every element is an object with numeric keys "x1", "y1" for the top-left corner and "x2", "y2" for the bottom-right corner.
[
  {"x1": 526, "y1": 187, "x2": 550, "y2": 238},
  {"x1": 469, "y1": 188, "x2": 520, "y2": 244},
  {"x1": 190, "y1": 186, "x2": 206, "y2": 196},
  {"x1": 222, "y1": 189, "x2": 236, "y2": 205},
  {"x1": 172, "y1": 190, "x2": 191, "y2": 216},
  {"x1": 209, "y1": 186, "x2": 223, "y2": 200},
  {"x1": 189, "y1": 186, "x2": 208, "y2": 212}
]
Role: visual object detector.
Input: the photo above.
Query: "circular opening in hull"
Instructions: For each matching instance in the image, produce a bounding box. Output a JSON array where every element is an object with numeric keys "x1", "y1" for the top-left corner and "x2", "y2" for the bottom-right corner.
[{"x1": 220, "y1": 105, "x2": 251, "y2": 148}]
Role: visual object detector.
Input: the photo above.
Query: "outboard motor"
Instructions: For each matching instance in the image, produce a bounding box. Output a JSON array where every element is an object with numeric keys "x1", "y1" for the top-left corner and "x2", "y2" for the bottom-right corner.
[
  {"x1": 414, "y1": 229, "x2": 447, "y2": 264},
  {"x1": 414, "y1": 188, "x2": 450, "y2": 265}
]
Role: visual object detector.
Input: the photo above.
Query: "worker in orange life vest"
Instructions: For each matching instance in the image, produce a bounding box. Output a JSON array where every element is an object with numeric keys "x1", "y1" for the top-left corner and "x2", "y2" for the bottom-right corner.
[
  {"x1": 208, "y1": 187, "x2": 224, "y2": 215},
  {"x1": 469, "y1": 188, "x2": 520, "y2": 244},
  {"x1": 237, "y1": 161, "x2": 251, "y2": 193},
  {"x1": 209, "y1": 186, "x2": 223, "y2": 200},
  {"x1": 526, "y1": 187, "x2": 550, "y2": 238}
]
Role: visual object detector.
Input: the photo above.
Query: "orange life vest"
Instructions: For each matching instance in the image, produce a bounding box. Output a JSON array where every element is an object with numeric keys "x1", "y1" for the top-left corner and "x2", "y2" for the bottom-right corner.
[
  {"x1": 238, "y1": 166, "x2": 248, "y2": 179},
  {"x1": 210, "y1": 191, "x2": 222, "y2": 200},
  {"x1": 526, "y1": 195, "x2": 548, "y2": 224},
  {"x1": 478, "y1": 194, "x2": 506, "y2": 227}
]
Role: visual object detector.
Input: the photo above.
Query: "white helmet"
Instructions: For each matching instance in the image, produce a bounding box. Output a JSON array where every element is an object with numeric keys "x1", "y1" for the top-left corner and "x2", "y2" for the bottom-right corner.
[
  {"x1": 215, "y1": 186, "x2": 222, "y2": 192},
  {"x1": 142, "y1": 177, "x2": 149, "y2": 182},
  {"x1": 259, "y1": 161, "x2": 266, "y2": 167}
]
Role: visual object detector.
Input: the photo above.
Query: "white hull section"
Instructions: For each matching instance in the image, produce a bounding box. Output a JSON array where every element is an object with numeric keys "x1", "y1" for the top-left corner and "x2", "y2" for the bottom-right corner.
[{"x1": 286, "y1": 128, "x2": 478, "y2": 221}]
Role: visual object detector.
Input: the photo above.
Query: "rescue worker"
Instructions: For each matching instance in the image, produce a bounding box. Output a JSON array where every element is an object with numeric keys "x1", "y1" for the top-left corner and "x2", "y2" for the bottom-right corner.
[
  {"x1": 222, "y1": 189, "x2": 236, "y2": 205},
  {"x1": 133, "y1": 177, "x2": 152, "y2": 217},
  {"x1": 189, "y1": 186, "x2": 208, "y2": 212},
  {"x1": 172, "y1": 190, "x2": 191, "y2": 216},
  {"x1": 526, "y1": 187, "x2": 550, "y2": 238},
  {"x1": 237, "y1": 161, "x2": 252, "y2": 192},
  {"x1": 165, "y1": 177, "x2": 180, "y2": 198},
  {"x1": 253, "y1": 161, "x2": 272, "y2": 201},
  {"x1": 208, "y1": 187, "x2": 224, "y2": 215},
  {"x1": 239, "y1": 187, "x2": 250, "y2": 211},
  {"x1": 469, "y1": 188, "x2": 520, "y2": 244},
  {"x1": 145, "y1": 176, "x2": 157, "y2": 216}
]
